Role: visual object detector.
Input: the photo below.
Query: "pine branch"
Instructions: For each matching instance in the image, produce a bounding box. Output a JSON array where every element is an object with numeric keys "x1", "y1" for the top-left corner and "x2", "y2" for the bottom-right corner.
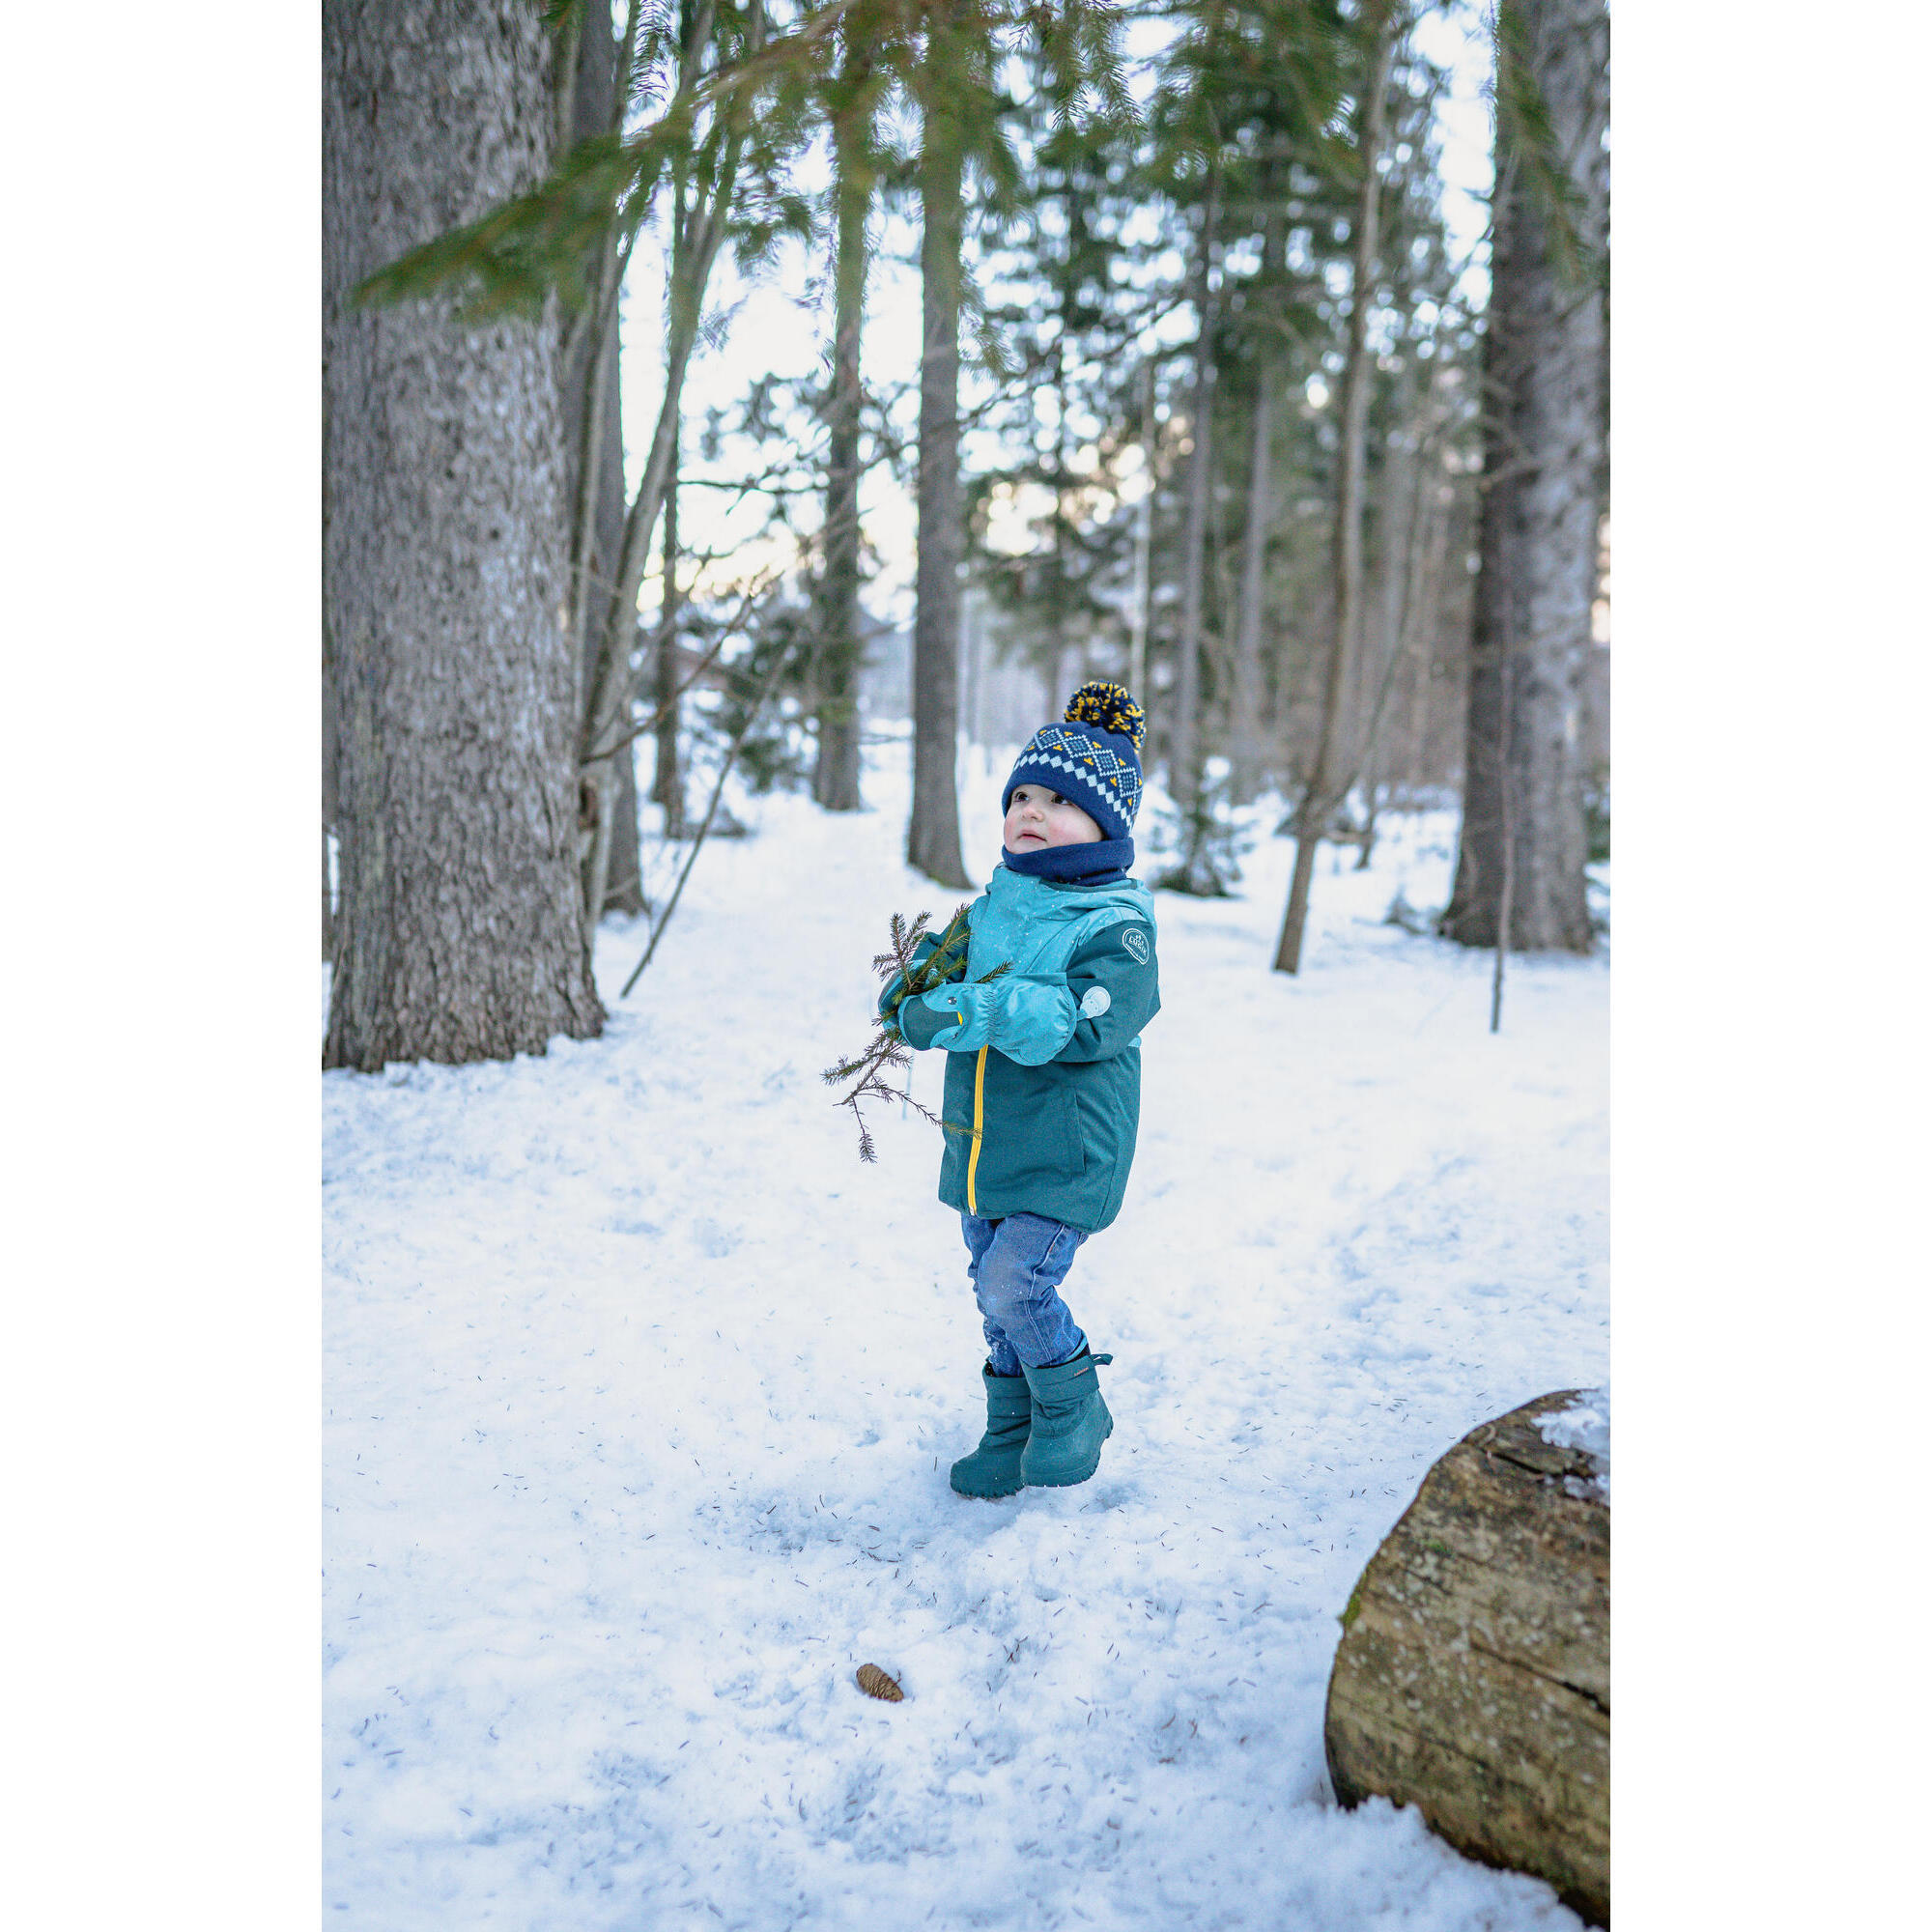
[
  {"x1": 823, "y1": 1023, "x2": 945, "y2": 1163},
  {"x1": 1493, "y1": 0, "x2": 1604, "y2": 295},
  {"x1": 353, "y1": 2, "x2": 855, "y2": 323},
  {"x1": 823, "y1": 903, "x2": 1009, "y2": 1162}
]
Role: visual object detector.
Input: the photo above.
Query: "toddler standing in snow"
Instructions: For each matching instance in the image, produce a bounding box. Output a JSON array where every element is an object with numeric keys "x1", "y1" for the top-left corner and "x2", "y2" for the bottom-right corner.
[{"x1": 881, "y1": 682, "x2": 1160, "y2": 1498}]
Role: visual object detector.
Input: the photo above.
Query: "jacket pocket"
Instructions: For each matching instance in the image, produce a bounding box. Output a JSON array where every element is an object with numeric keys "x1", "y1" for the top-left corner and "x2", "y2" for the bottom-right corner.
[{"x1": 989, "y1": 1060, "x2": 1087, "y2": 1191}]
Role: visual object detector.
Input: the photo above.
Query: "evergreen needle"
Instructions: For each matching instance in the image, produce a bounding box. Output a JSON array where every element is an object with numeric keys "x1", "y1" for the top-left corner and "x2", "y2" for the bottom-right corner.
[{"x1": 825, "y1": 902, "x2": 1009, "y2": 1161}]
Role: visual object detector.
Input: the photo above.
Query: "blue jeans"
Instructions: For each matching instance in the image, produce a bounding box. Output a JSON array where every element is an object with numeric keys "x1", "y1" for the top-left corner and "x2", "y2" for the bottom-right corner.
[{"x1": 960, "y1": 1211, "x2": 1089, "y2": 1378}]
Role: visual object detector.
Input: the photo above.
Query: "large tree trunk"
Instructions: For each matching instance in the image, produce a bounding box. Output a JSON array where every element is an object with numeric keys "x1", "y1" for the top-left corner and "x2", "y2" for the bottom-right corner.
[
  {"x1": 1441, "y1": 0, "x2": 1607, "y2": 953},
  {"x1": 906, "y1": 26, "x2": 971, "y2": 890},
  {"x1": 1274, "y1": 2, "x2": 1395, "y2": 973},
  {"x1": 811, "y1": 42, "x2": 871, "y2": 815},
  {"x1": 323, "y1": 0, "x2": 603, "y2": 1070},
  {"x1": 562, "y1": 0, "x2": 644, "y2": 912},
  {"x1": 1326, "y1": 1390, "x2": 1609, "y2": 1926}
]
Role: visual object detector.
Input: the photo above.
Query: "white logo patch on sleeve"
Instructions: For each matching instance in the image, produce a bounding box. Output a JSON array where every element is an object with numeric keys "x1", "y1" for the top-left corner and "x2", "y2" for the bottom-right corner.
[
  {"x1": 1122, "y1": 925, "x2": 1151, "y2": 965},
  {"x1": 1080, "y1": 985, "x2": 1112, "y2": 1018}
]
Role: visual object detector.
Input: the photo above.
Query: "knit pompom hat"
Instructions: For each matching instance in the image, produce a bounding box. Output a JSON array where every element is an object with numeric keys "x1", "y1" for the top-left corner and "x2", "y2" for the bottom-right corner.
[{"x1": 1003, "y1": 680, "x2": 1148, "y2": 844}]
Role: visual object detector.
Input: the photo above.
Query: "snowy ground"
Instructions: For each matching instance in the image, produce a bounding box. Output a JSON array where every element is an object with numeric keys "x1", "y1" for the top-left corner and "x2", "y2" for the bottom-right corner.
[{"x1": 323, "y1": 741, "x2": 1608, "y2": 1930}]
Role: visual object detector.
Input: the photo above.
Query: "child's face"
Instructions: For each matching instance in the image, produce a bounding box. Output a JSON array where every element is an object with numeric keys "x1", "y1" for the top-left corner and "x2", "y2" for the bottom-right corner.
[{"x1": 1005, "y1": 782, "x2": 1103, "y2": 852}]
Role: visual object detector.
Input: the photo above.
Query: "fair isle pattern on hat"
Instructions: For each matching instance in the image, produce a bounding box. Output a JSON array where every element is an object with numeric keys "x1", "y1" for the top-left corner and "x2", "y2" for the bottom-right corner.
[
  {"x1": 1003, "y1": 680, "x2": 1149, "y2": 845},
  {"x1": 1021, "y1": 726, "x2": 1144, "y2": 825}
]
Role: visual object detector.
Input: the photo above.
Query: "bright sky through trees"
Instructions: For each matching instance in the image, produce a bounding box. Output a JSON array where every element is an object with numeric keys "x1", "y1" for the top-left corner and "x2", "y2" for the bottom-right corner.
[{"x1": 616, "y1": 1, "x2": 1496, "y2": 615}]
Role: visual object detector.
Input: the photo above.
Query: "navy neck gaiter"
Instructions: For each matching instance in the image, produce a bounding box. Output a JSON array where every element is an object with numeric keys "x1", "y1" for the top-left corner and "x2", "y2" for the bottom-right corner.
[{"x1": 1000, "y1": 837, "x2": 1135, "y2": 886}]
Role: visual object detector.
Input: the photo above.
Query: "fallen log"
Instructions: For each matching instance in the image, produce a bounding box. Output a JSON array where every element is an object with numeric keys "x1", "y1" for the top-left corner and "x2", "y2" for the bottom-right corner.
[{"x1": 1325, "y1": 1390, "x2": 1609, "y2": 1925}]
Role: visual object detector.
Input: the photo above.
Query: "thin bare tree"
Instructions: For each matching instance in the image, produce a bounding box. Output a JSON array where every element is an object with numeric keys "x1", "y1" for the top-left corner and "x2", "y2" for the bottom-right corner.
[
  {"x1": 811, "y1": 29, "x2": 878, "y2": 814},
  {"x1": 560, "y1": 0, "x2": 645, "y2": 912},
  {"x1": 1274, "y1": 0, "x2": 1398, "y2": 974},
  {"x1": 651, "y1": 432, "x2": 687, "y2": 838},
  {"x1": 1168, "y1": 167, "x2": 1220, "y2": 824},
  {"x1": 906, "y1": 0, "x2": 975, "y2": 888},
  {"x1": 1231, "y1": 203, "x2": 1286, "y2": 798},
  {"x1": 578, "y1": 2, "x2": 767, "y2": 947}
]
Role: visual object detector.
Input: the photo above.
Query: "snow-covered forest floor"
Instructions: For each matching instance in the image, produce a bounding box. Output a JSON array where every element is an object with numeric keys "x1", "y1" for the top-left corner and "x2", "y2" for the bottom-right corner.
[{"x1": 323, "y1": 743, "x2": 1608, "y2": 1930}]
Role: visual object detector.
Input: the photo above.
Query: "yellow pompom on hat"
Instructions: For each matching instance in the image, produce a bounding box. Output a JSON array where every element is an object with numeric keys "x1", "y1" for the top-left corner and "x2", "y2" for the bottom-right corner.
[{"x1": 1002, "y1": 679, "x2": 1148, "y2": 840}]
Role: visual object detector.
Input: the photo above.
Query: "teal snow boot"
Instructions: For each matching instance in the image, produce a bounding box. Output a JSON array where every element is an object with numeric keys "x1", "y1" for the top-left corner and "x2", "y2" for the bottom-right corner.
[
  {"x1": 1018, "y1": 1349, "x2": 1115, "y2": 1489},
  {"x1": 949, "y1": 1366, "x2": 1034, "y2": 1498}
]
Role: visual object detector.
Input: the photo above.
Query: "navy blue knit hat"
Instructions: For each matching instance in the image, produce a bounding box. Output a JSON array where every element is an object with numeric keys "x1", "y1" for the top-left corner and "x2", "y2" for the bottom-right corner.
[{"x1": 1003, "y1": 680, "x2": 1148, "y2": 842}]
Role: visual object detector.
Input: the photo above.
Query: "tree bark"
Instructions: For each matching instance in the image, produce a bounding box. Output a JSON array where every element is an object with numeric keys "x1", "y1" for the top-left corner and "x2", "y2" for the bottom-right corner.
[
  {"x1": 812, "y1": 40, "x2": 872, "y2": 815},
  {"x1": 1325, "y1": 1391, "x2": 1609, "y2": 1927},
  {"x1": 1273, "y1": 3, "x2": 1395, "y2": 973},
  {"x1": 322, "y1": 612, "x2": 338, "y2": 958},
  {"x1": 1441, "y1": 0, "x2": 1606, "y2": 953},
  {"x1": 907, "y1": 23, "x2": 971, "y2": 889},
  {"x1": 322, "y1": 821, "x2": 335, "y2": 961},
  {"x1": 323, "y1": 0, "x2": 603, "y2": 1070}
]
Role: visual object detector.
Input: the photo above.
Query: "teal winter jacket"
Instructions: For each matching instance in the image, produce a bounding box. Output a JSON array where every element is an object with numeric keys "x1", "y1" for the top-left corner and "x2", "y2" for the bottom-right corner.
[{"x1": 884, "y1": 867, "x2": 1160, "y2": 1233}]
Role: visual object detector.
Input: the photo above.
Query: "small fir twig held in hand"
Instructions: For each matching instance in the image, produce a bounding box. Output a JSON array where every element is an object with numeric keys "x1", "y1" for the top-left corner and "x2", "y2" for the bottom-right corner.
[{"x1": 822, "y1": 907, "x2": 1007, "y2": 1163}]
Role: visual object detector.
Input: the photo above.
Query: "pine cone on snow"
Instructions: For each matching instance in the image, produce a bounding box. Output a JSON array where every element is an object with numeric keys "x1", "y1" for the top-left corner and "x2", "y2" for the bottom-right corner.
[{"x1": 855, "y1": 1663, "x2": 903, "y2": 1702}]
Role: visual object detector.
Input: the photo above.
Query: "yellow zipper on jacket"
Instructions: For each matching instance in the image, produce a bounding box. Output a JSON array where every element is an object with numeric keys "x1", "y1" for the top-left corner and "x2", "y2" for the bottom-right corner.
[{"x1": 966, "y1": 1045, "x2": 988, "y2": 1213}]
